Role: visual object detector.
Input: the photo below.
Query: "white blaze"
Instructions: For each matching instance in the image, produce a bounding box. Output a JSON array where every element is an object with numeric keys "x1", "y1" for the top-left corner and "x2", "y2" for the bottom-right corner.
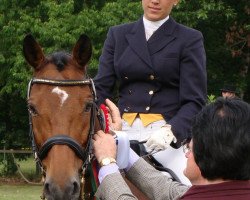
[{"x1": 52, "y1": 87, "x2": 69, "y2": 106}]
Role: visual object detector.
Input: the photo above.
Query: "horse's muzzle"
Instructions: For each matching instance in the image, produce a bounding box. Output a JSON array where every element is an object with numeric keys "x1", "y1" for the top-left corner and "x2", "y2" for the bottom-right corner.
[{"x1": 43, "y1": 176, "x2": 81, "y2": 200}]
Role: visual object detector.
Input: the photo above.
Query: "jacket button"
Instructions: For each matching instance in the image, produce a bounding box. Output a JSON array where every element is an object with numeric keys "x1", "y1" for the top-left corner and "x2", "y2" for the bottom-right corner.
[
  {"x1": 149, "y1": 75, "x2": 154, "y2": 80},
  {"x1": 149, "y1": 90, "x2": 154, "y2": 95},
  {"x1": 124, "y1": 76, "x2": 128, "y2": 80},
  {"x1": 124, "y1": 107, "x2": 130, "y2": 112},
  {"x1": 129, "y1": 90, "x2": 132, "y2": 94},
  {"x1": 145, "y1": 106, "x2": 150, "y2": 111}
]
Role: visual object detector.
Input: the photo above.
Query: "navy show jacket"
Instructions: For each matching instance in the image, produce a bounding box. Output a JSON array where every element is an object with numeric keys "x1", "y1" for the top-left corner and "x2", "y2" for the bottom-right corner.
[{"x1": 94, "y1": 17, "x2": 207, "y2": 147}]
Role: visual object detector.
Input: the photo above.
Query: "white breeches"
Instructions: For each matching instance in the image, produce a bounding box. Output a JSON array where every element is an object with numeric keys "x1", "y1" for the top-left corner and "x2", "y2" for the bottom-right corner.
[{"x1": 122, "y1": 117, "x2": 191, "y2": 186}]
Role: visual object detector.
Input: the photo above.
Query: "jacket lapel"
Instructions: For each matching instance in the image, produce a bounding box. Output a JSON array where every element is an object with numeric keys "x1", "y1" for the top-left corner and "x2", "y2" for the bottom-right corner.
[
  {"x1": 126, "y1": 18, "x2": 152, "y2": 68},
  {"x1": 147, "y1": 17, "x2": 177, "y2": 55}
]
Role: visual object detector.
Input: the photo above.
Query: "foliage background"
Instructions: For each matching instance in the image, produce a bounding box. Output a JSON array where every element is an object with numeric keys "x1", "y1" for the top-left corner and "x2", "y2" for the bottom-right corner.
[{"x1": 0, "y1": 0, "x2": 249, "y2": 173}]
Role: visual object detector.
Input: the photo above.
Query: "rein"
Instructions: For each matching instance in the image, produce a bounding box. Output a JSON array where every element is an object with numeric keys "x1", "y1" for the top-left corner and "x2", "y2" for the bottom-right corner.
[{"x1": 27, "y1": 77, "x2": 98, "y2": 176}]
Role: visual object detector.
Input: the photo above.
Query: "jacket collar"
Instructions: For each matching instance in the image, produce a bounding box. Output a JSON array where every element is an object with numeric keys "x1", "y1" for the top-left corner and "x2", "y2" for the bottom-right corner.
[
  {"x1": 126, "y1": 17, "x2": 152, "y2": 67},
  {"x1": 147, "y1": 17, "x2": 177, "y2": 55},
  {"x1": 125, "y1": 17, "x2": 177, "y2": 67}
]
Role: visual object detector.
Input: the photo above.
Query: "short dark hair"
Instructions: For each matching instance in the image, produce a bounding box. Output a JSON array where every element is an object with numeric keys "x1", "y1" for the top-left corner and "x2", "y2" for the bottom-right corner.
[
  {"x1": 192, "y1": 97, "x2": 250, "y2": 180},
  {"x1": 220, "y1": 84, "x2": 236, "y2": 93}
]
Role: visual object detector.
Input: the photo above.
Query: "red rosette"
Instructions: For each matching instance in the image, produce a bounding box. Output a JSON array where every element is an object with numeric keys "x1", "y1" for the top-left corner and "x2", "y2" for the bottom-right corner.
[{"x1": 99, "y1": 104, "x2": 110, "y2": 133}]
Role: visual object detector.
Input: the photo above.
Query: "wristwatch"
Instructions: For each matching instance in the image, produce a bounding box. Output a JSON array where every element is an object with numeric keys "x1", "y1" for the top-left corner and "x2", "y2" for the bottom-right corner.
[{"x1": 99, "y1": 157, "x2": 117, "y2": 167}]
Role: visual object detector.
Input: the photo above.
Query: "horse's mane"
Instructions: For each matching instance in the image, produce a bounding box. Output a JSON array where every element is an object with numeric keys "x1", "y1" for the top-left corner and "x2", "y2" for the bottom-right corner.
[{"x1": 49, "y1": 52, "x2": 71, "y2": 71}]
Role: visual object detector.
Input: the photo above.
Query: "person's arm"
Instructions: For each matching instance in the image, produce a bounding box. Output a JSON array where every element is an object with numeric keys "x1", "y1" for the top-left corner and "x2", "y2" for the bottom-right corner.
[
  {"x1": 174, "y1": 31, "x2": 207, "y2": 148},
  {"x1": 98, "y1": 146, "x2": 140, "y2": 183},
  {"x1": 145, "y1": 31, "x2": 206, "y2": 150},
  {"x1": 94, "y1": 133, "x2": 188, "y2": 200},
  {"x1": 93, "y1": 131, "x2": 138, "y2": 199},
  {"x1": 96, "y1": 172, "x2": 137, "y2": 200},
  {"x1": 96, "y1": 148, "x2": 140, "y2": 200},
  {"x1": 126, "y1": 158, "x2": 189, "y2": 200},
  {"x1": 168, "y1": 30, "x2": 207, "y2": 147},
  {"x1": 94, "y1": 28, "x2": 117, "y2": 105}
]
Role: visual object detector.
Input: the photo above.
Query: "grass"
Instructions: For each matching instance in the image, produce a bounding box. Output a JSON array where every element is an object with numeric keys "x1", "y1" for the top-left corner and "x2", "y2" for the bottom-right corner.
[
  {"x1": 1, "y1": 155, "x2": 40, "y2": 180},
  {"x1": 15, "y1": 156, "x2": 40, "y2": 180},
  {"x1": 0, "y1": 155, "x2": 43, "y2": 200},
  {"x1": 0, "y1": 184, "x2": 43, "y2": 200},
  {"x1": 17, "y1": 156, "x2": 37, "y2": 173}
]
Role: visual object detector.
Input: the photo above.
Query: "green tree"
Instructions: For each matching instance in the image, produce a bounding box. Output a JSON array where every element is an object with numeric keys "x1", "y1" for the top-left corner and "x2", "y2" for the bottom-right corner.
[
  {"x1": 225, "y1": 0, "x2": 249, "y2": 100},
  {"x1": 0, "y1": 0, "x2": 248, "y2": 174},
  {"x1": 0, "y1": 0, "x2": 141, "y2": 174}
]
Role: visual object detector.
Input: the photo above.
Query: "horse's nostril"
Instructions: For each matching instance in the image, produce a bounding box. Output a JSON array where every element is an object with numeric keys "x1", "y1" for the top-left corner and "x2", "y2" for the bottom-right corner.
[
  {"x1": 72, "y1": 181, "x2": 80, "y2": 195},
  {"x1": 44, "y1": 182, "x2": 50, "y2": 194}
]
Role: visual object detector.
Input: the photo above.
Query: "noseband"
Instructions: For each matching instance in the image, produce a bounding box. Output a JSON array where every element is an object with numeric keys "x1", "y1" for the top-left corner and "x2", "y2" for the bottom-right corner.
[{"x1": 27, "y1": 78, "x2": 99, "y2": 174}]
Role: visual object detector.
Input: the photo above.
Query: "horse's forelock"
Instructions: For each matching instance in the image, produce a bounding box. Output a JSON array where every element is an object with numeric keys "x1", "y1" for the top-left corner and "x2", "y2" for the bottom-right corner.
[{"x1": 49, "y1": 52, "x2": 71, "y2": 71}]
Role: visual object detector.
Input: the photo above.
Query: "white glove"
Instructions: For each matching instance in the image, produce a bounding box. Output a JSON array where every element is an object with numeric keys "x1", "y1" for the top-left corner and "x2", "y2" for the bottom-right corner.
[{"x1": 145, "y1": 125, "x2": 177, "y2": 152}]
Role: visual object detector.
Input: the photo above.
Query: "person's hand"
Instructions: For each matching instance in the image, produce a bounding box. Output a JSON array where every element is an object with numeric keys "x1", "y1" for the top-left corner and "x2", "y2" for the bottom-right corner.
[
  {"x1": 105, "y1": 99, "x2": 122, "y2": 131},
  {"x1": 145, "y1": 124, "x2": 177, "y2": 152},
  {"x1": 92, "y1": 130, "x2": 117, "y2": 163}
]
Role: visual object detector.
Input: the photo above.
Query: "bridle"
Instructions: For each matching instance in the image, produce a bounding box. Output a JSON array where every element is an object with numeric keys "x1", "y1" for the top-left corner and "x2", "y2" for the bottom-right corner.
[{"x1": 27, "y1": 77, "x2": 101, "y2": 178}]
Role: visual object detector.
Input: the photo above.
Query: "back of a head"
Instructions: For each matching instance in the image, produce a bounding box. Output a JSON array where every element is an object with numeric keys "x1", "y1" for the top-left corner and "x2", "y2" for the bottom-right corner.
[{"x1": 192, "y1": 98, "x2": 250, "y2": 181}]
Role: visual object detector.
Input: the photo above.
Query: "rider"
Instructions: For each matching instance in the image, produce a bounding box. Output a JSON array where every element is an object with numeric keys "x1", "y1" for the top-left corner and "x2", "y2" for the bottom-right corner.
[{"x1": 94, "y1": 0, "x2": 206, "y2": 184}]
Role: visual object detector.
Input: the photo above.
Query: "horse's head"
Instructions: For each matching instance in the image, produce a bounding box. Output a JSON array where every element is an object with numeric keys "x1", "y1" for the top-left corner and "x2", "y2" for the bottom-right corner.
[{"x1": 23, "y1": 34, "x2": 95, "y2": 200}]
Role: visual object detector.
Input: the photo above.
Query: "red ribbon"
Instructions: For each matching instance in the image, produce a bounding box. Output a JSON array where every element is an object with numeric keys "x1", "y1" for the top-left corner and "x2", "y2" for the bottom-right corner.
[{"x1": 99, "y1": 104, "x2": 110, "y2": 133}]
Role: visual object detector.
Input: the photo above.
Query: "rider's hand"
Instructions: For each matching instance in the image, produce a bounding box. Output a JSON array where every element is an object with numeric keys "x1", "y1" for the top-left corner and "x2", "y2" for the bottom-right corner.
[
  {"x1": 145, "y1": 124, "x2": 177, "y2": 152},
  {"x1": 105, "y1": 99, "x2": 122, "y2": 131}
]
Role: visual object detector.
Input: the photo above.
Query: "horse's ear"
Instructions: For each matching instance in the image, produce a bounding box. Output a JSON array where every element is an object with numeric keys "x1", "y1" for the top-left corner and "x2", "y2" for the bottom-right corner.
[
  {"x1": 72, "y1": 34, "x2": 92, "y2": 68},
  {"x1": 23, "y1": 34, "x2": 45, "y2": 69}
]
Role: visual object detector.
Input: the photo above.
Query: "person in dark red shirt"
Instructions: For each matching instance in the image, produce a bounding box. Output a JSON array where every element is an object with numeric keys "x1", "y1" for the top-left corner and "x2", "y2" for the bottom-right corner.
[{"x1": 93, "y1": 97, "x2": 250, "y2": 200}]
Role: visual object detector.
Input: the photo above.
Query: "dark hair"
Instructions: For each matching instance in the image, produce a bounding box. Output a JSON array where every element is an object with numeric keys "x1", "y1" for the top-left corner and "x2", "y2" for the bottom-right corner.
[
  {"x1": 192, "y1": 97, "x2": 250, "y2": 180},
  {"x1": 220, "y1": 84, "x2": 236, "y2": 93}
]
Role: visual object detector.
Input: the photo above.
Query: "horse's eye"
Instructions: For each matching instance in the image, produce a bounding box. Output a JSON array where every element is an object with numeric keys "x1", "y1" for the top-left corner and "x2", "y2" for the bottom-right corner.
[
  {"x1": 28, "y1": 104, "x2": 38, "y2": 116},
  {"x1": 84, "y1": 102, "x2": 92, "y2": 112}
]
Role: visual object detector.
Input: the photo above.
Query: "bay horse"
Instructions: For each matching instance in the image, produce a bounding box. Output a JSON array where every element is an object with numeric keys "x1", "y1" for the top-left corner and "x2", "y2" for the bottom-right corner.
[
  {"x1": 23, "y1": 34, "x2": 98, "y2": 200},
  {"x1": 23, "y1": 34, "x2": 150, "y2": 200}
]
